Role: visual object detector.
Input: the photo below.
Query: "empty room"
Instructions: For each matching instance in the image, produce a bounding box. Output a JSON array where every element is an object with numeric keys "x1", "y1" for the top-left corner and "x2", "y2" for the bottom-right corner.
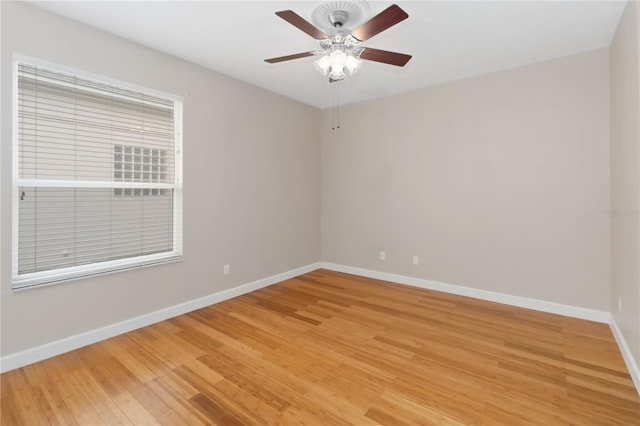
[{"x1": 1, "y1": 0, "x2": 639, "y2": 424}]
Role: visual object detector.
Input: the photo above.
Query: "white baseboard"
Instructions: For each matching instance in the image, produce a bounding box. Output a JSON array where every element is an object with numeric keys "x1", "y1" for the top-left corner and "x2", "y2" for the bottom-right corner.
[
  {"x1": 320, "y1": 262, "x2": 611, "y2": 323},
  {"x1": 0, "y1": 262, "x2": 322, "y2": 373},
  {"x1": 610, "y1": 318, "x2": 640, "y2": 396}
]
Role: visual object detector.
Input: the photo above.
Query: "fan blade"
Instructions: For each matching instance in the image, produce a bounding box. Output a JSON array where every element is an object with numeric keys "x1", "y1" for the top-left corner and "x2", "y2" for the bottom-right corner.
[
  {"x1": 265, "y1": 52, "x2": 315, "y2": 63},
  {"x1": 351, "y1": 4, "x2": 409, "y2": 42},
  {"x1": 359, "y1": 48, "x2": 412, "y2": 66},
  {"x1": 275, "y1": 10, "x2": 328, "y2": 40}
]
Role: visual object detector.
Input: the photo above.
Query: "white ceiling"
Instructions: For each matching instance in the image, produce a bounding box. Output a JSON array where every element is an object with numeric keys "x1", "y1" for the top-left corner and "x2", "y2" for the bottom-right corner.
[{"x1": 28, "y1": 1, "x2": 626, "y2": 109}]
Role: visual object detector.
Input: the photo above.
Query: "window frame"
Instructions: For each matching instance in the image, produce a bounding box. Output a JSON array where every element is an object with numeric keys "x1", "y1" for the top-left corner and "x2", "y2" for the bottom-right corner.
[{"x1": 11, "y1": 55, "x2": 184, "y2": 291}]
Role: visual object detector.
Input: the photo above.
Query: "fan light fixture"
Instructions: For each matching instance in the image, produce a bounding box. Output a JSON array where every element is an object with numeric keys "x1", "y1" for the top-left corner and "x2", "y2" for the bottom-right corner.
[{"x1": 314, "y1": 49, "x2": 362, "y2": 81}]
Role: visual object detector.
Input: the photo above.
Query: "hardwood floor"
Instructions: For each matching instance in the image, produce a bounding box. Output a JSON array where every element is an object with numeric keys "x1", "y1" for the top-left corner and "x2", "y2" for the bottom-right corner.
[{"x1": 1, "y1": 269, "x2": 638, "y2": 425}]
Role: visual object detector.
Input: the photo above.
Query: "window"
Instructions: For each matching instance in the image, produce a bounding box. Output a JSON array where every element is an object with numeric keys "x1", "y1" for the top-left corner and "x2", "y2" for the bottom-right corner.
[{"x1": 13, "y1": 59, "x2": 183, "y2": 290}]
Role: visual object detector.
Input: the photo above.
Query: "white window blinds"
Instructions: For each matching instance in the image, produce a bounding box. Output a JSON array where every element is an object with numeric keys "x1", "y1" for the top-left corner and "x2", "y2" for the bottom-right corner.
[{"x1": 13, "y1": 61, "x2": 183, "y2": 290}]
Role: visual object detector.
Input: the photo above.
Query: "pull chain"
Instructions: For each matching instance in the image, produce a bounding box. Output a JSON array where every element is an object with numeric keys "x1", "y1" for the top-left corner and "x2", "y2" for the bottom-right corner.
[
  {"x1": 332, "y1": 90, "x2": 336, "y2": 130},
  {"x1": 331, "y1": 84, "x2": 341, "y2": 131},
  {"x1": 337, "y1": 88, "x2": 341, "y2": 129}
]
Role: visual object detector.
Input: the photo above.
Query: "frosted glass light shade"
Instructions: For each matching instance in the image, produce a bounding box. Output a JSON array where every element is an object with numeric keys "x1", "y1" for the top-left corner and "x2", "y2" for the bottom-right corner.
[
  {"x1": 344, "y1": 53, "x2": 362, "y2": 75},
  {"x1": 314, "y1": 54, "x2": 333, "y2": 75}
]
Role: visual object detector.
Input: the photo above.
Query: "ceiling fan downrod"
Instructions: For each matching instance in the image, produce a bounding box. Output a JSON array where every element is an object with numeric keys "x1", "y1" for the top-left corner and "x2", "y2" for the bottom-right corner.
[{"x1": 329, "y1": 10, "x2": 348, "y2": 28}]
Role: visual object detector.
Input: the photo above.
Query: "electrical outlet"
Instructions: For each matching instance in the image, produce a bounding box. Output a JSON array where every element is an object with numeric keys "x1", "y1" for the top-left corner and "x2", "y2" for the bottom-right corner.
[
  {"x1": 379, "y1": 251, "x2": 386, "y2": 261},
  {"x1": 412, "y1": 256, "x2": 419, "y2": 265},
  {"x1": 618, "y1": 296, "x2": 622, "y2": 313},
  {"x1": 223, "y1": 264, "x2": 230, "y2": 275}
]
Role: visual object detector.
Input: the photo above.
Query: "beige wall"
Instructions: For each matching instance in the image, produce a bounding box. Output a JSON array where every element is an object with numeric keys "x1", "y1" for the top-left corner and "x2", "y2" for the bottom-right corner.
[
  {"x1": 0, "y1": 2, "x2": 321, "y2": 356},
  {"x1": 610, "y1": 0, "x2": 640, "y2": 366},
  {"x1": 322, "y1": 49, "x2": 611, "y2": 310}
]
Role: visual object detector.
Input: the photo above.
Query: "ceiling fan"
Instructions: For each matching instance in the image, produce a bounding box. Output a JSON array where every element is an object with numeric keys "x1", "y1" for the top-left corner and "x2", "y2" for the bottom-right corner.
[{"x1": 265, "y1": 3, "x2": 412, "y2": 83}]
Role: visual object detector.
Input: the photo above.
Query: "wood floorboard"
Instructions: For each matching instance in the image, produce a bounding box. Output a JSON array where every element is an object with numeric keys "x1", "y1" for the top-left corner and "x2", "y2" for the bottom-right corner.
[{"x1": 1, "y1": 269, "x2": 639, "y2": 425}]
